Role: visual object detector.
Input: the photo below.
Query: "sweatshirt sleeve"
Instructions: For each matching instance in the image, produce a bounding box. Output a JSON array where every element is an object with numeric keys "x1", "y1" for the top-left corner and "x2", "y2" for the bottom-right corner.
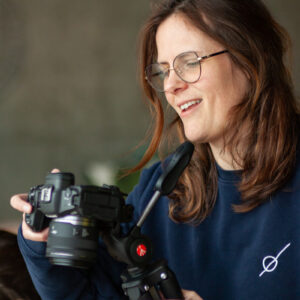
[{"x1": 17, "y1": 225, "x2": 127, "y2": 300}]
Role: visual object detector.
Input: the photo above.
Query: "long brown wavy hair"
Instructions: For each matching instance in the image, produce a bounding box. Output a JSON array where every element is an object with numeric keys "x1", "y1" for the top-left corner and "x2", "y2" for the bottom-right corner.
[{"x1": 132, "y1": 0, "x2": 300, "y2": 224}]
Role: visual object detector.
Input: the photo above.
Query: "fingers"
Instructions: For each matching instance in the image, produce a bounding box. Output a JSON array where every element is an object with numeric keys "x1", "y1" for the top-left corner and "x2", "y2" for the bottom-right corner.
[
  {"x1": 9, "y1": 167, "x2": 61, "y2": 242},
  {"x1": 22, "y1": 215, "x2": 49, "y2": 242},
  {"x1": 182, "y1": 289, "x2": 203, "y2": 300},
  {"x1": 10, "y1": 194, "x2": 49, "y2": 242},
  {"x1": 10, "y1": 193, "x2": 31, "y2": 213},
  {"x1": 10, "y1": 168, "x2": 61, "y2": 242},
  {"x1": 10, "y1": 169, "x2": 60, "y2": 212},
  {"x1": 159, "y1": 289, "x2": 203, "y2": 300}
]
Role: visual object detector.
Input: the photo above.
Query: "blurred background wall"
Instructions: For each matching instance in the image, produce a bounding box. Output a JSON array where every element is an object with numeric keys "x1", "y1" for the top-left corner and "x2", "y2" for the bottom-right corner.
[{"x1": 0, "y1": 0, "x2": 299, "y2": 231}]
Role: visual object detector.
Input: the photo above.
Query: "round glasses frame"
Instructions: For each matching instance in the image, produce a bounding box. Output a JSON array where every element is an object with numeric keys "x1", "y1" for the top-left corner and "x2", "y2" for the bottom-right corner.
[{"x1": 145, "y1": 50, "x2": 228, "y2": 92}]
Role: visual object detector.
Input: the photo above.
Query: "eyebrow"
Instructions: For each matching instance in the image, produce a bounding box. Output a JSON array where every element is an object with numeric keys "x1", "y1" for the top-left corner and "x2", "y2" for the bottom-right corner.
[
  {"x1": 157, "y1": 49, "x2": 224, "y2": 64},
  {"x1": 155, "y1": 57, "x2": 170, "y2": 65},
  {"x1": 156, "y1": 53, "x2": 168, "y2": 63},
  {"x1": 156, "y1": 50, "x2": 197, "y2": 64}
]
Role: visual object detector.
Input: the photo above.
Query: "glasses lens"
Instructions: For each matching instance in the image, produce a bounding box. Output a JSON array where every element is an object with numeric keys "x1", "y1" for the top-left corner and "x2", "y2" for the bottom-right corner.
[
  {"x1": 145, "y1": 63, "x2": 168, "y2": 92},
  {"x1": 145, "y1": 52, "x2": 201, "y2": 92},
  {"x1": 174, "y1": 52, "x2": 200, "y2": 83}
]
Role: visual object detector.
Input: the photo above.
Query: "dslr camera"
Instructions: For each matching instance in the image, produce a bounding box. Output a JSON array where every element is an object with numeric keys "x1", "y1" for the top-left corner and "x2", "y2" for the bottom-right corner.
[{"x1": 25, "y1": 172, "x2": 133, "y2": 269}]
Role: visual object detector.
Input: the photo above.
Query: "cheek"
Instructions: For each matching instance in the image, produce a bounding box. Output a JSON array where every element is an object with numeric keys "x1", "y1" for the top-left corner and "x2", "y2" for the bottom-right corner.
[
  {"x1": 206, "y1": 57, "x2": 247, "y2": 100},
  {"x1": 165, "y1": 94, "x2": 178, "y2": 112},
  {"x1": 165, "y1": 94, "x2": 172, "y2": 106},
  {"x1": 200, "y1": 78, "x2": 242, "y2": 130},
  {"x1": 208, "y1": 68, "x2": 246, "y2": 113}
]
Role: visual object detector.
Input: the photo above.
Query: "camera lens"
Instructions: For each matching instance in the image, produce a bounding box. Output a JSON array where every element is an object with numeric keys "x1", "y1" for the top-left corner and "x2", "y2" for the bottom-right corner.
[{"x1": 46, "y1": 215, "x2": 99, "y2": 269}]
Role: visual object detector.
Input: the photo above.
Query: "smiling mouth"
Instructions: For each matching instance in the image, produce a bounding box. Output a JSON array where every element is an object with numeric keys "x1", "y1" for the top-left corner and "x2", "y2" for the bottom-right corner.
[{"x1": 180, "y1": 99, "x2": 202, "y2": 112}]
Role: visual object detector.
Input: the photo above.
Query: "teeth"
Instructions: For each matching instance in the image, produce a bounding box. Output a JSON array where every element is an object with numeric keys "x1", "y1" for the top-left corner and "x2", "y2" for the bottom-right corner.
[{"x1": 180, "y1": 100, "x2": 201, "y2": 111}]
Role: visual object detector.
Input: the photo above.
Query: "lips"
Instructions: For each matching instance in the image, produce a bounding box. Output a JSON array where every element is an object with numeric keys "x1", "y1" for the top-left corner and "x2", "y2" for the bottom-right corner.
[{"x1": 178, "y1": 99, "x2": 202, "y2": 112}]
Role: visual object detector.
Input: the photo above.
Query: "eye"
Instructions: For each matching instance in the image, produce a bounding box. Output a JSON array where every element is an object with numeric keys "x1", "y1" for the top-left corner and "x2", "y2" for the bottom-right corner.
[
  {"x1": 175, "y1": 52, "x2": 200, "y2": 71},
  {"x1": 151, "y1": 64, "x2": 168, "y2": 78},
  {"x1": 185, "y1": 59, "x2": 200, "y2": 68},
  {"x1": 152, "y1": 69, "x2": 166, "y2": 78}
]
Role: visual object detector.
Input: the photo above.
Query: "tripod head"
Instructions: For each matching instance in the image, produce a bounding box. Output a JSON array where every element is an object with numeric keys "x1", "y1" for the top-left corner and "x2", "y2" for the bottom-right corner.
[{"x1": 103, "y1": 142, "x2": 194, "y2": 300}]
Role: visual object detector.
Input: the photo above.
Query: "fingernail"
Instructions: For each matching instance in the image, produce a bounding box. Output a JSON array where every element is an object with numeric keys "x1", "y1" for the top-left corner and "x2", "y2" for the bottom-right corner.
[{"x1": 23, "y1": 204, "x2": 31, "y2": 213}]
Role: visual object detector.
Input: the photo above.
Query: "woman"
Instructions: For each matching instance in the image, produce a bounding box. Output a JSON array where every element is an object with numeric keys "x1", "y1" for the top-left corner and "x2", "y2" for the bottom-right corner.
[{"x1": 10, "y1": 0, "x2": 300, "y2": 299}]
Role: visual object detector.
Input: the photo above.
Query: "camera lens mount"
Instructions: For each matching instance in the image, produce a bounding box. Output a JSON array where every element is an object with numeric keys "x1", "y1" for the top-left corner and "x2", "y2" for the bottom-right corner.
[{"x1": 46, "y1": 215, "x2": 99, "y2": 269}]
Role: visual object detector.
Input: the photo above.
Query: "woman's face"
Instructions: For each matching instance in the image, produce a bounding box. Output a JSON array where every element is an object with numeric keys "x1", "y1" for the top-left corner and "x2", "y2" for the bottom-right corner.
[{"x1": 155, "y1": 13, "x2": 249, "y2": 147}]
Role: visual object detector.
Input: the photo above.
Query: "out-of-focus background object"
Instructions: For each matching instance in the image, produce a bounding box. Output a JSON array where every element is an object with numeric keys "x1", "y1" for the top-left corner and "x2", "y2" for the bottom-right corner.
[
  {"x1": 0, "y1": 229, "x2": 41, "y2": 299},
  {"x1": 0, "y1": 0, "x2": 299, "y2": 232}
]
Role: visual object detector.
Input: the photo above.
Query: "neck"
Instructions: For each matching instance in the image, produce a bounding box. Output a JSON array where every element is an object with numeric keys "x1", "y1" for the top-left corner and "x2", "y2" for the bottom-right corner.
[{"x1": 209, "y1": 142, "x2": 243, "y2": 171}]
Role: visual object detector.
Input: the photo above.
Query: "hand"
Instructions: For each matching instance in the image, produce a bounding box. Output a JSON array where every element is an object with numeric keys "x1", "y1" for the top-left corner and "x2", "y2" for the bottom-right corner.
[
  {"x1": 10, "y1": 169, "x2": 60, "y2": 242},
  {"x1": 182, "y1": 289, "x2": 203, "y2": 300},
  {"x1": 159, "y1": 289, "x2": 203, "y2": 300},
  {"x1": 10, "y1": 193, "x2": 49, "y2": 242}
]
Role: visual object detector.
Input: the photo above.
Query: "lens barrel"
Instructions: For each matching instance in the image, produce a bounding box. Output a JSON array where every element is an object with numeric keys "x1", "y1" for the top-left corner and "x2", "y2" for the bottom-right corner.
[{"x1": 46, "y1": 215, "x2": 98, "y2": 269}]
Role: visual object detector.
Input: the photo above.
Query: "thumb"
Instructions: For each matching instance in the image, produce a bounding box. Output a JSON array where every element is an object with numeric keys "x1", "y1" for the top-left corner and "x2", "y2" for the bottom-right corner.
[{"x1": 51, "y1": 168, "x2": 61, "y2": 173}]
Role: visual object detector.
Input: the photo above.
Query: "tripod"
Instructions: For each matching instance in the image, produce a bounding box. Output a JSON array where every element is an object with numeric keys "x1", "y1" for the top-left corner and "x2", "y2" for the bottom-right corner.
[
  {"x1": 103, "y1": 142, "x2": 194, "y2": 300},
  {"x1": 121, "y1": 259, "x2": 183, "y2": 300}
]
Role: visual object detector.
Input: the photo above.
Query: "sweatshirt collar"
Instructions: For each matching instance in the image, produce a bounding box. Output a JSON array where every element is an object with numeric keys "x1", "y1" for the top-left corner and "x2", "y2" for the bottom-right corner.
[{"x1": 216, "y1": 162, "x2": 242, "y2": 182}]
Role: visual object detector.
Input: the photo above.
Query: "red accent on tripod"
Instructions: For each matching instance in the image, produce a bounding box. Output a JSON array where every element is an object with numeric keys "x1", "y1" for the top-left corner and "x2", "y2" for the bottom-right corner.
[{"x1": 136, "y1": 244, "x2": 147, "y2": 256}]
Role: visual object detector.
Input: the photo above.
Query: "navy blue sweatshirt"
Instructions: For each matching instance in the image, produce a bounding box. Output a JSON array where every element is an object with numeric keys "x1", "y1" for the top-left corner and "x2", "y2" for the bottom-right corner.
[{"x1": 18, "y1": 157, "x2": 300, "y2": 299}]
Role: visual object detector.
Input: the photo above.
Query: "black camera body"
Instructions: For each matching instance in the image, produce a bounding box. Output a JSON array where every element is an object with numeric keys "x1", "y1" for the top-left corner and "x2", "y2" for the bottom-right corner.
[
  {"x1": 25, "y1": 172, "x2": 133, "y2": 268},
  {"x1": 23, "y1": 142, "x2": 194, "y2": 299}
]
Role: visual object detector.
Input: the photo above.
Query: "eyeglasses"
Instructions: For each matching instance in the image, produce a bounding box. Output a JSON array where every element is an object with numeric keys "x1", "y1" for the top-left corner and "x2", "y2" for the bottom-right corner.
[{"x1": 145, "y1": 50, "x2": 228, "y2": 92}]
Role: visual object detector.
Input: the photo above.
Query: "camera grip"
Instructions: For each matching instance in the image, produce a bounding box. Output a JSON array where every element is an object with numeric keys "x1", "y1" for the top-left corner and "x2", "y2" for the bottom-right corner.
[{"x1": 25, "y1": 210, "x2": 50, "y2": 232}]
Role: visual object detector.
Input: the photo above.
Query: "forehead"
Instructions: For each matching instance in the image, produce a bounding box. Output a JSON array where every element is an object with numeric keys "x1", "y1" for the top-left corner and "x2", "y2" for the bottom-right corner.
[{"x1": 156, "y1": 13, "x2": 221, "y2": 63}]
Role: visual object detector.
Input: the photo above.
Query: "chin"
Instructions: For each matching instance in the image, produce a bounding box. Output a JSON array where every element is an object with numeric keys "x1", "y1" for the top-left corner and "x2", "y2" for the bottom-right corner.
[{"x1": 184, "y1": 131, "x2": 207, "y2": 144}]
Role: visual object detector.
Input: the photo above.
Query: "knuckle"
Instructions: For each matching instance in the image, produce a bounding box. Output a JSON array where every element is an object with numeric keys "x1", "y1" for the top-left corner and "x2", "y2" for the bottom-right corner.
[
  {"x1": 41, "y1": 230, "x2": 48, "y2": 241},
  {"x1": 10, "y1": 195, "x2": 21, "y2": 208},
  {"x1": 10, "y1": 194, "x2": 17, "y2": 204}
]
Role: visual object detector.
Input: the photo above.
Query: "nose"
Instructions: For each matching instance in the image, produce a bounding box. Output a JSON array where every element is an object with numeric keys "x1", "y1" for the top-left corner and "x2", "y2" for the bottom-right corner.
[{"x1": 164, "y1": 69, "x2": 188, "y2": 94}]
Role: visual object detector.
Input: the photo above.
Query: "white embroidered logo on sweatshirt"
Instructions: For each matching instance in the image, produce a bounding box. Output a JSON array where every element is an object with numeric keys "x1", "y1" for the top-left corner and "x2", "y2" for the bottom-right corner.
[{"x1": 259, "y1": 243, "x2": 291, "y2": 277}]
